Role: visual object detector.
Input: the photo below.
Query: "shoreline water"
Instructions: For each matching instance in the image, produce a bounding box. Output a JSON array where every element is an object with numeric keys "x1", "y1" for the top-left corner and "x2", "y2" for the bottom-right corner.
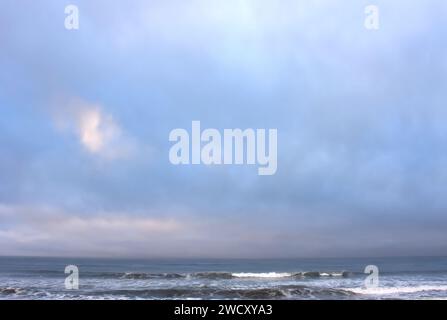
[{"x1": 1, "y1": 256, "x2": 446, "y2": 300}]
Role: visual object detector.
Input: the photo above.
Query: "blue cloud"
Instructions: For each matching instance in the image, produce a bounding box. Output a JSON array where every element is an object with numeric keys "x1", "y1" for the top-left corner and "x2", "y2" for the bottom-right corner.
[{"x1": 1, "y1": 0, "x2": 447, "y2": 257}]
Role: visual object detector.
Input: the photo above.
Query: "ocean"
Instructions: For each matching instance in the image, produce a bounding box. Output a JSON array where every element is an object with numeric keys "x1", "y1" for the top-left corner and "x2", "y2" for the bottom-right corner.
[{"x1": 1, "y1": 256, "x2": 447, "y2": 300}]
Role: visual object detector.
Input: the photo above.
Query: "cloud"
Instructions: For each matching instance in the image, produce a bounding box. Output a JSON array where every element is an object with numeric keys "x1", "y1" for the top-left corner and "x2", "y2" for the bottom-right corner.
[
  {"x1": 0, "y1": 203, "x2": 235, "y2": 257},
  {"x1": 1, "y1": 202, "x2": 447, "y2": 258},
  {"x1": 77, "y1": 107, "x2": 114, "y2": 153},
  {"x1": 0, "y1": 204, "x2": 187, "y2": 257},
  {"x1": 52, "y1": 97, "x2": 136, "y2": 159},
  {"x1": 1, "y1": 0, "x2": 447, "y2": 258}
]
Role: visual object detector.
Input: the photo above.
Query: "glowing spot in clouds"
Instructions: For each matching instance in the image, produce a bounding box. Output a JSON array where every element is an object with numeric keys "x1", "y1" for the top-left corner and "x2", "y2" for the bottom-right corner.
[
  {"x1": 78, "y1": 108, "x2": 119, "y2": 153},
  {"x1": 53, "y1": 97, "x2": 135, "y2": 159}
]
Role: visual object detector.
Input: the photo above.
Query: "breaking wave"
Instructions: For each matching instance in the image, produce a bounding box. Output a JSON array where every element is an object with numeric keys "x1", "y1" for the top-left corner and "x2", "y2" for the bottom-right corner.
[
  {"x1": 345, "y1": 285, "x2": 447, "y2": 296},
  {"x1": 117, "y1": 271, "x2": 354, "y2": 280},
  {"x1": 89, "y1": 285, "x2": 356, "y2": 299}
]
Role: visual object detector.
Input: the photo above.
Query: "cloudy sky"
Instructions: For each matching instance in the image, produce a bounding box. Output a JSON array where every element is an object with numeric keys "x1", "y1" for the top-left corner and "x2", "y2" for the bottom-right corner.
[{"x1": 1, "y1": 0, "x2": 447, "y2": 258}]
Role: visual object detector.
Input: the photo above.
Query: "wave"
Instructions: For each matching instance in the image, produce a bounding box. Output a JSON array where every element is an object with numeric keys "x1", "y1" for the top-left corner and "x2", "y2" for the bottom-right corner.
[
  {"x1": 232, "y1": 272, "x2": 292, "y2": 278},
  {"x1": 345, "y1": 285, "x2": 447, "y2": 296},
  {"x1": 121, "y1": 271, "x2": 234, "y2": 280},
  {"x1": 118, "y1": 270, "x2": 354, "y2": 280},
  {"x1": 12, "y1": 269, "x2": 355, "y2": 281},
  {"x1": 232, "y1": 271, "x2": 352, "y2": 278},
  {"x1": 121, "y1": 272, "x2": 185, "y2": 280},
  {"x1": 89, "y1": 285, "x2": 356, "y2": 299},
  {"x1": 192, "y1": 272, "x2": 234, "y2": 279},
  {"x1": 0, "y1": 287, "x2": 25, "y2": 295}
]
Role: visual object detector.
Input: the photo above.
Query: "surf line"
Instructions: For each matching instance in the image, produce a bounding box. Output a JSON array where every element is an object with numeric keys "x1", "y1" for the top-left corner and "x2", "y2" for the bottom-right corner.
[{"x1": 169, "y1": 121, "x2": 277, "y2": 175}]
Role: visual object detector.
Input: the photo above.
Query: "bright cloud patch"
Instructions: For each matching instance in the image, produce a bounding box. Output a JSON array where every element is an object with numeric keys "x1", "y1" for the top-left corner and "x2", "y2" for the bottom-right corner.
[
  {"x1": 54, "y1": 97, "x2": 135, "y2": 159},
  {"x1": 78, "y1": 108, "x2": 113, "y2": 153}
]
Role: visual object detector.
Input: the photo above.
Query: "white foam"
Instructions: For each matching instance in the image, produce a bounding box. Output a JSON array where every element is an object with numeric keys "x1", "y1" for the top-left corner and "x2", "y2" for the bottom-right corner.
[
  {"x1": 231, "y1": 272, "x2": 292, "y2": 278},
  {"x1": 320, "y1": 272, "x2": 343, "y2": 277},
  {"x1": 329, "y1": 272, "x2": 344, "y2": 277},
  {"x1": 345, "y1": 285, "x2": 447, "y2": 295}
]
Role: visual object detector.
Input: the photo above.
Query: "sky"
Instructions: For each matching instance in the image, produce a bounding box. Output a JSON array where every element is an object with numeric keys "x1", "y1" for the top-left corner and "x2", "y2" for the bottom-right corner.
[{"x1": 1, "y1": 0, "x2": 447, "y2": 258}]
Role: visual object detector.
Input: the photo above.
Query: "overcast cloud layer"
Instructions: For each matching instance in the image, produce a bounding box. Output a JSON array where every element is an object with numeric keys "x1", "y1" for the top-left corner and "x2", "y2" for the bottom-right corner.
[{"x1": 1, "y1": 0, "x2": 447, "y2": 258}]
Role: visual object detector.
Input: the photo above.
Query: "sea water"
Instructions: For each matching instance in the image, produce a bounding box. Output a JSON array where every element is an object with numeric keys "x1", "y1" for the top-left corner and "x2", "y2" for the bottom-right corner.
[{"x1": 1, "y1": 256, "x2": 446, "y2": 300}]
